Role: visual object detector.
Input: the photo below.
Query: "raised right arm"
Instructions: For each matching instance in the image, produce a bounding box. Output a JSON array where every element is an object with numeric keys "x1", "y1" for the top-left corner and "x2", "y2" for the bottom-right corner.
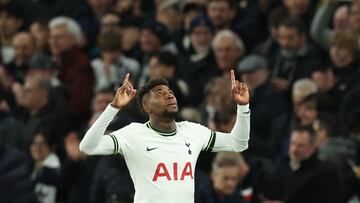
[
  {"x1": 79, "y1": 105, "x2": 121, "y2": 155},
  {"x1": 79, "y1": 73, "x2": 137, "y2": 155}
]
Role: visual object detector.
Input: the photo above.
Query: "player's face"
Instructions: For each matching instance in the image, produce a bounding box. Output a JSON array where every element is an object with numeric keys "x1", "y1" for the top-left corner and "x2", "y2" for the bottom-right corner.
[{"x1": 147, "y1": 85, "x2": 178, "y2": 118}]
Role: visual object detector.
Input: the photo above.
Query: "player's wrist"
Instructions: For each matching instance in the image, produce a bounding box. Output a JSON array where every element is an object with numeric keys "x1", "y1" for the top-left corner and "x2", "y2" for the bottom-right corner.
[{"x1": 110, "y1": 102, "x2": 121, "y2": 109}]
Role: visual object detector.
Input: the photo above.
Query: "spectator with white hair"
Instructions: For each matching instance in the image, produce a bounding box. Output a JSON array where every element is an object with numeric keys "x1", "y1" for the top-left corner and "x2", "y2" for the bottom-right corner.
[
  {"x1": 49, "y1": 16, "x2": 94, "y2": 130},
  {"x1": 268, "y1": 78, "x2": 319, "y2": 160},
  {"x1": 212, "y1": 29, "x2": 245, "y2": 75}
]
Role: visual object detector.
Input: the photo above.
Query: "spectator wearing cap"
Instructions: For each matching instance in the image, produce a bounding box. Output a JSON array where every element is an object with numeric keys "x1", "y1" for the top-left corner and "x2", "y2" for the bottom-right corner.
[
  {"x1": 49, "y1": 16, "x2": 94, "y2": 130},
  {"x1": 180, "y1": 2, "x2": 205, "y2": 53},
  {"x1": 184, "y1": 15, "x2": 221, "y2": 107},
  {"x1": 238, "y1": 55, "x2": 289, "y2": 158}
]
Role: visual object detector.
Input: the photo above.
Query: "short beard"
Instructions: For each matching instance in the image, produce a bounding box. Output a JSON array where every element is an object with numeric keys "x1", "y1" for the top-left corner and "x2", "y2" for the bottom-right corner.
[{"x1": 163, "y1": 111, "x2": 178, "y2": 119}]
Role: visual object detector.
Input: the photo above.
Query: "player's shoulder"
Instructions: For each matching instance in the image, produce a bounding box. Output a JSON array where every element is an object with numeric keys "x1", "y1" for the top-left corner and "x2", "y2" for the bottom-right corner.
[
  {"x1": 176, "y1": 121, "x2": 209, "y2": 130},
  {"x1": 111, "y1": 122, "x2": 147, "y2": 136}
]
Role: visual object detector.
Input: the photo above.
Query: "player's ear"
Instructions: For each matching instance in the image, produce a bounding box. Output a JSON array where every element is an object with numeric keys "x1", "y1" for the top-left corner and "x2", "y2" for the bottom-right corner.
[{"x1": 143, "y1": 102, "x2": 151, "y2": 114}]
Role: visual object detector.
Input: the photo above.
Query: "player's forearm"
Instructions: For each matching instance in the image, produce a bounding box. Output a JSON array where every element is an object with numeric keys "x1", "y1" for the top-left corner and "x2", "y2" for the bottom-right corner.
[
  {"x1": 79, "y1": 104, "x2": 119, "y2": 154},
  {"x1": 229, "y1": 104, "x2": 250, "y2": 151}
]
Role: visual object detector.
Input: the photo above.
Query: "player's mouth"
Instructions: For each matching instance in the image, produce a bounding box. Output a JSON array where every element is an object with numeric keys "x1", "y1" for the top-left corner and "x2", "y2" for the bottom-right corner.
[{"x1": 167, "y1": 102, "x2": 178, "y2": 108}]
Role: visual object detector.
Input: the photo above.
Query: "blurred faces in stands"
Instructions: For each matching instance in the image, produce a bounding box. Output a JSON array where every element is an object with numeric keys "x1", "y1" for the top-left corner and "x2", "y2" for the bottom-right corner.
[
  {"x1": 212, "y1": 30, "x2": 245, "y2": 71},
  {"x1": 100, "y1": 10, "x2": 121, "y2": 34},
  {"x1": 277, "y1": 23, "x2": 306, "y2": 54},
  {"x1": 87, "y1": 0, "x2": 112, "y2": 16},
  {"x1": 329, "y1": 30, "x2": 358, "y2": 68},
  {"x1": 156, "y1": 0, "x2": 182, "y2": 33},
  {"x1": 350, "y1": 1, "x2": 360, "y2": 31},
  {"x1": 333, "y1": 5, "x2": 350, "y2": 31},
  {"x1": 207, "y1": 0, "x2": 236, "y2": 29},
  {"x1": 29, "y1": 20, "x2": 49, "y2": 53},
  {"x1": 49, "y1": 17, "x2": 82, "y2": 56},
  {"x1": 12, "y1": 32, "x2": 35, "y2": 66},
  {"x1": 189, "y1": 16, "x2": 214, "y2": 54},
  {"x1": 283, "y1": 0, "x2": 310, "y2": 17},
  {"x1": 291, "y1": 79, "x2": 318, "y2": 115},
  {"x1": 289, "y1": 126, "x2": 317, "y2": 168}
]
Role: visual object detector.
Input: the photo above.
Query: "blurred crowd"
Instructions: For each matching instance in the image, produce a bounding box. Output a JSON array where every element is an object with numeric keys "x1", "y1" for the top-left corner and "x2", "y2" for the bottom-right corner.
[{"x1": 0, "y1": 0, "x2": 360, "y2": 202}]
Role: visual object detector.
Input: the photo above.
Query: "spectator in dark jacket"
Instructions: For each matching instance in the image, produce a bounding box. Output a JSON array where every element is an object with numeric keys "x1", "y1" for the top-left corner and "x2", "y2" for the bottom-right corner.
[
  {"x1": 237, "y1": 55, "x2": 290, "y2": 158},
  {"x1": 91, "y1": 156, "x2": 134, "y2": 203},
  {"x1": 49, "y1": 16, "x2": 94, "y2": 129},
  {"x1": 269, "y1": 18, "x2": 325, "y2": 96},
  {"x1": 0, "y1": 146, "x2": 38, "y2": 203},
  {"x1": 261, "y1": 125, "x2": 341, "y2": 203},
  {"x1": 14, "y1": 76, "x2": 68, "y2": 147}
]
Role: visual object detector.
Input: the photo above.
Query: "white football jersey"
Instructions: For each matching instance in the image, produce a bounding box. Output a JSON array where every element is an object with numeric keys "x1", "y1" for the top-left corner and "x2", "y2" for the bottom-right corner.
[
  {"x1": 111, "y1": 121, "x2": 215, "y2": 203},
  {"x1": 80, "y1": 104, "x2": 250, "y2": 203}
]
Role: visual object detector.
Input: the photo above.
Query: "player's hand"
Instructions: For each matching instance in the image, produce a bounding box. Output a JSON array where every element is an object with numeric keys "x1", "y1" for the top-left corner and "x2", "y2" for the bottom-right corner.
[
  {"x1": 111, "y1": 73, "x2": 137, "y2": 109},
  {"x1": 230, "y1": 69, "x2": 249, "y2": 105}
]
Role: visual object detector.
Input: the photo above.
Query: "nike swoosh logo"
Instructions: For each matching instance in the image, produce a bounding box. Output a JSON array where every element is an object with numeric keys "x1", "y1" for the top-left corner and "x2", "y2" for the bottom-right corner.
[
  {"x1": 243, "y1": 110, "x2": 250, "y2": 114},
  {"x1": 146, "y1": 147, "x2": 159, "y2": 151}
]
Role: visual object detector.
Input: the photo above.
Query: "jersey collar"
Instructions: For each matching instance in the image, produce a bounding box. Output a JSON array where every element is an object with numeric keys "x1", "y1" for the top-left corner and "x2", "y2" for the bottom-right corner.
[{"x1": 146, "y1": 121, "x2": 177, "y2": 136}]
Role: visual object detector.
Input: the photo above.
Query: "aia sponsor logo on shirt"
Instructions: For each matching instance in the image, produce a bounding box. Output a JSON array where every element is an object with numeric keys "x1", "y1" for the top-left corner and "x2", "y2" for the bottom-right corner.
[{"x1": 152, "y1": 162, "x2": 193, "y2": 181}]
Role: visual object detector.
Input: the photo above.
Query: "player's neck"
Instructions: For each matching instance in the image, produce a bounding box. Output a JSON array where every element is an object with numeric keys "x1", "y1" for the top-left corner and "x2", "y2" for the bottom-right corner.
[{"x1": 149, "y1": 117, "x2": 176, "y2": 133}]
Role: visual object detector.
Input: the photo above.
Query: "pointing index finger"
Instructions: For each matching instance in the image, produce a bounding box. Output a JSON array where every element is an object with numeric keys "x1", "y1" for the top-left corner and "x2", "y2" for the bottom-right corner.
[
  {"x1": 230, "y1": 69, "x2": 235, "y2": 88},
  {"x1": 123, "y1": 73, "x2": 130, "y2": 85}
]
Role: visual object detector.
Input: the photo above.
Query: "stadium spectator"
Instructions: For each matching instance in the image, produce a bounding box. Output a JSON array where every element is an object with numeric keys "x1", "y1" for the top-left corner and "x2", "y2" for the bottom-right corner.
[
  {"x1": 184, "y1": 15, "x2": 220, "y2": 107},
  {"x1": 311, "y1": 0, "x2": 351, "y2": 50},
  {"x1": 269, "y1": 79, "x2": 318, "y2": 159},
  {"x1": 238, "y1": 55, "x2": 289, "y2": 158},
  {"x1": 207, "y1": 0, "x2": 236, "y2": 31},
  {"x1": 212, "y1": 29, "x2": 245, "y2": 73},
  {"x1": 29, "y1": 19, "x2": 50, "y2": 54},
  {"x1": 0, "y1": 2, "x2": 25, "y2": 64},
  {"x1": 13, "y1": 76, "x2": 68, "y2": 147},
  {"x1": 196, "y1": 152, "x2": 248, "y2": 203},
  {"x1": 269, "y1": 18, "x2": 324, "y2": 95},
  {"x1": 30, "y1": 130, "x2": 60, "y2": 203},
  {"x1": 261, "y1": 125, "x2": 342, "y2": 203},
  {"x1": 0, "y1": 83, "x2": 24, "y2": 149},
  {"x1": 0, "y1": 145, "x2": 38, "y2": 203},
  {"x1": 49, "y1": 16, "x2": 94, "y2": 129},
  {"x1": 100, "y1": 10, "x2": 121, "y2": 34},
  {"x1": 4, "y1": 32, "x2": 36, "y2": 84},
  {"x1": 91, "y1": 30, "x2": 140, "y2": 92}
]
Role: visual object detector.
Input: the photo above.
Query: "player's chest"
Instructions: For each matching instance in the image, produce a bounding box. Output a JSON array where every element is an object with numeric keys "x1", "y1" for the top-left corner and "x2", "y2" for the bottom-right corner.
[{"x1": 134, "y1": 134, "x2": 199, "y2": 162}]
